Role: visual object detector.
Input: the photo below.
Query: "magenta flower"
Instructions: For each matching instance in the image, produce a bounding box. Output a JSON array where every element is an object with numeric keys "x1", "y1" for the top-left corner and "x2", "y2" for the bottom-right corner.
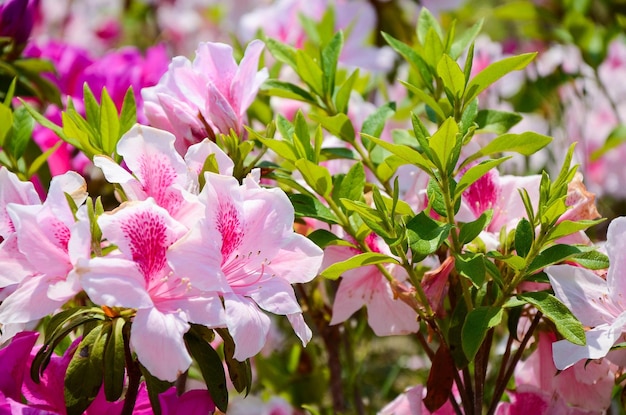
[
  {"x1": 0, "y1": 0, "x2": 35, "y2": 50},
  {"x1": 546, "y1": 216, "x2": 626, "y2": 370},
  {"x1": 142, "y1": 40, "x2": 268, "y2": 153},
  {"x1": 168, "y1": 172, "x2": 323, "y2": 360},
  {"x1": 78, "y1": 198, "x2": 225, "y2": 381}
]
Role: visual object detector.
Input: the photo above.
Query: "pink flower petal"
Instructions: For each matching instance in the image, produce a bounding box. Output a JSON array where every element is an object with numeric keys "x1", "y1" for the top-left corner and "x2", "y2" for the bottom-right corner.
[{"x1": 223, "y1": 294, "x2": 271, "y2": 361}]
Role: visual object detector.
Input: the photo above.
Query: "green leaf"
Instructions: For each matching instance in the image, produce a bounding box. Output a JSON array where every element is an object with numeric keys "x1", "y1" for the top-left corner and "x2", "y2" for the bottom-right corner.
[
  {"x1": 464, "y1": 131, "x2": 552, "y2": 166},
  {"x1": 288, "y1": 193, "x2": 337, "y2": 223},
  {"x1": 450, "y1": 19, "x2": 484, "y2": 59},
  {"x1": 417, "y1": 7, "x2": 444, "y2": 45},
  {"x1": 256, "y1": 136, "x2": 297, "y2": 162},
  {"x1": 119, "y1": 86, "x2": 137, "y2": 137},
  {"x1": 569, "y1": 249, "x2": 609, "y2": 270},
  {"x1": 462, "y1": 306, "x2": 503, "y2": 361},
  {"x1": 0, "y1": 104, "x2": 13, "y2": 147},
  {"x1": 103, "y1": 318, "x2": 125, "y2": 402},
  {"x1": 217, "y1": 328, "x2": 252, "y2": 395},
  {"x1": 455, "y1": 157, "x2": 509, "y2": 196},
  {"x1": 307, "y1": 229, "x2": 353, "y2": 249},
  {"x1": 65, "y1": 324, "x2": 106, "y2": 415},
  {"x1": 295, "y1": 159, "x2": 332, "y2": 196},
  {"x1": 310, "y1": 112, "x2": 355, "y2": 143},
  {"x1": 527, "y1": 244, "x2": 584, "y2": 273},
  {"x1": 293, "y1": 110, "x2": 313, "y2": 160},
  {"x1": 458, "y1": 211, "x2": 492, "y2": 245},
  {"x1": 320, "y1": 252, "x2": 399, "y2": 280},
  {"x1": 364, "y1": 134, "x2": 435, "y2": 173},
  {"x1": 321, "y1": 31, "x2": 343, "y2": 97},
  {"x1": 83, "y1": 83, "x2": 100, "y2": 132},
  {"x1": 548, "y1": 219, "x2": 604, "y2": 242},
  {"x1": 382, "y1": 32, "x2": 433, "y2": 89},
  {"x1": 514, "y1": 218, "x2": 533, "y2": 258},
  {"x1": 429, "y1": 117, "x2": 459, "y2": 171},
  {"x1": 334, "y1": 69, "x2": 359, "y2": 114},
  {"x1": 456, "y1": 253, "x2": 486, "y2": 287},
  {"x1": 184, "y1": 329, "x2": 228, "y2": 412},
  {"x1": 406, "y1": 211, "x2": 452, "y2": 260},
  {"x1": 295, "y1": 51, "x2": 324, "y2": 97},
  {"x1": 437, "y1": 54, "x2": 465, "y2": 99},
  {"x1": 27, "y1": 140, "x2": 62, "y2": 178},
  {"x1": 341, "y1": 199, "x2": 390, "y2": 238},
  {"x1": 465, "y1": 53, "x2": 537, "y2": 104},
  {"x1": 361, "y1": 102, "x2": 396, "y2": 140},
  {"x1": 475, "y1": 109, "x2": 523, "y2": 134},
  {"x1": 400, "y1": 80, "x2": 446, "y2": 122},
  {"x1": 518, "y1": 292, "x2": 586, "y2": 346},
  {"x1": 99, "y1": 87, "x2": 120, "y2": 156},
  {"x1": 336, "y1": 162, "x2": 365, "y2": 202},
  {"x1": 7, "y1": 106, "x2": 34, "y2": 159},
  {"x1": 265, "y1": 38, "x2": 298, "y2": 69},
  {"x1": 261, "y1": 79, "x2": 317, "y2": 103}
]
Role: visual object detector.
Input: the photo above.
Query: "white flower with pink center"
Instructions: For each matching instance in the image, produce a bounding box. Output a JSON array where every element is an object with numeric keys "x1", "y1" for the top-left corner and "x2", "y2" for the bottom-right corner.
[
  {"x1": 0, "y1": 171, "x2": 90, "y2": 341},
  {"x1": 77, "y1": 198, "x2": 225, "y2": 381},
  {"x1": 169, "y1": 172, "x2": 324, "y2": 361}
]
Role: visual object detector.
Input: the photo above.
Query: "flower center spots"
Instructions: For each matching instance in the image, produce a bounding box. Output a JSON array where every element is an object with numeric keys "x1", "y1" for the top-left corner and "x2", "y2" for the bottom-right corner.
[
  {"x1": 463, "y1": 169, "x2": 500, "y2": 217},
  {"x1": 121, "y1": 211, "x2": 168, "y2": 283},
  {"x1": 51, "y1": 219, "x2": 71, "y2": 252},
  {"x1": 139, "y1": 154, "x2": 177, "y2": 206},
  {"x1": 217, "y1": 200, "x2": 243, "y2": 262}
]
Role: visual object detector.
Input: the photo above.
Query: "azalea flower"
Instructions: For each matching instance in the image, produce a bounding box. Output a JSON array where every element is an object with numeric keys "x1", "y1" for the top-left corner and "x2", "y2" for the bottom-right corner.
[
  {"x1": 142, "y1": 39, "x2": 268, "y2": 153},
  {"x1": 0, "y1": 171, "x2": 89, "y2": 342},
  {"x1": 93, "y1": 123, "x2": 234, "y2": 227},
  {"x1": 546, "y1": 216, "x2": 626, "y2": 370},
  {"x1": 77, "y1": 198, "x2": 225, "y2": 381},
  {"x1": 324, "y1": 233, "x2": 420, "y2": 336},
  {"x1": 168, "y1": 171, "x2": 324, "y2": 360}
]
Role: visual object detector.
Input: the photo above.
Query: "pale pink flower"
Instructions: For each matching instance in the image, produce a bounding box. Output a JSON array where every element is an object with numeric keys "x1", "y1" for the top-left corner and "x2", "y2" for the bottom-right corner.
[
  {"x1": 378, "y1": 385, "x2": 456, "y2": 415},
  {"x1": 494, "y1": 384, "x2": 598, "y2": 415},
  {"x1": 142, "y1": 40, "x2": 268, "y2": 153},
  {"x1": 94, "y1": 124, "x2": 233, "y2": 227},
  {"x1": 324, "y1": 233, "x2": 420, "y2": 336},
  {"x1": 546, "y1": 216, "x2": 626, "y2": 370},
  {"x1": 78, "y1": 199, "x2": 223, "y2": 381},
  {"x1": 513, "y1": 331, "x2": 613, "y2": 413},
  {"x1": 168, "y1": 172, "x2": 323, "y2": 360},
  {"x1": 77, "y1": 198, "x2": 226, "y2": 381},
  {"x1": 0, "y1": 171, "x2": 89, "y2": 342}
]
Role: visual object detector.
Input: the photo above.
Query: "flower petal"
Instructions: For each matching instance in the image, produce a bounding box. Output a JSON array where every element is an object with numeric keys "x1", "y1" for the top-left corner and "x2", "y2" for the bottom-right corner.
[
  {"x1": 131, "y1": 307, "x2": 191, "y2": 382},
  {"x1": 547, "y1": 264, "x2": 618, "y2": 327},
  {"x1": 224, "y1": 294, "x2": 271, "y2": 361},
  {"x1": 606, "y1": 217, "x2": 626, "y2": 300}
]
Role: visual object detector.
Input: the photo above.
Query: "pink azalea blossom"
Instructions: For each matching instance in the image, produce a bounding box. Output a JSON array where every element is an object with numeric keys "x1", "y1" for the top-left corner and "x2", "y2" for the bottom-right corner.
[
  {"x1": 142, "y1": 40, "x2": 268, "y2": 153},
  {"x1": 378, "y1": 385, "x2": 456, "y2": 415},
  {"x1": 77, "y1": 198, "x2": 225, "y2": 381},
  {"x1": 93, "y1": 124, "x2": 234, "y2": 227},
  {"x1": 324, "y1": 233, "x2": 420, "y2": 336},
  {"x1": 513, "y1": 331, "x2": 613, "y2": 413},
  {"x1": 0, "y1": 171, "x2": 89, "y2": 342},
  {"x1": 168, "y1": 172, "x2": 323, "y2": 360},
  {"x1": 546, "y1": 216, "x2": 626, "y2": 370}
]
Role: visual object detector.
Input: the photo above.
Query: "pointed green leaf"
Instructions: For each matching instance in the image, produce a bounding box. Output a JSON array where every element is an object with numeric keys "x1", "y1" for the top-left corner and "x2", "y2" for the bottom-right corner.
[
  {"x1": 381, "y1": 32, "x2": 433, "y2": 88},
  {"x1": 456, "y1": 157, "x2": 509, "y2": 196},
  {"x1": 119, "y1": 86, "x2": 137, "y2": 137},
  {"x1": 437, "y1": 54, "x2": 465, "y2": 99},
  {"x1": 265, "y1": 38, "x2": 298, "y2": 69},
  {"x1": 217, "y1": 328, "x2": 252, "y2": 395},
  {"x1": 140, "y1": 363, "x2": 173, "y2": 415},
  {"x1": 184, "y1": 329, "x2": 228, "y2": 412},
  {"x1": 417, "y1": 7, "x2": 444, "y2": 44},
  {"x1": 99, "y1": 87, "x2": 120, "y2": 156},
  {"x1": 462, "y1": 306, "x2": 503, "y2": 361},
  {"x1": 514, "y1": 218, "x2": 533, "y2": 258},
  {"x1": 310, "y1": 112, "x2": 355, "y2": 143},
  {"x1": 7, "y1": 106, "x2": 34, "y2": 159},
  {"x1": 336, "y1": 162, "x2": 365, "y2": 202},
  {"x1": 321, "y1": 31, "x2": 343, "y2": 97},
  {"x1": 0, "y1": 104, "x2": 13, "y2": 147},
  {"x1": 295, "y1": 51, "x2": 324, "y2": 97},
  {"x1": 458, "y1": 210, "x2": 492, "y2": 245},
  {"x1": 103, "y1": 318, "x2": 125, "y2": 402},
  {"x1": 334, "y1": 69, "x2": 359, "y2": 114},
  {"x1": 288, "y1": 193, "x2": 338, "y2": 223},
  {"x1": 518, "y1": 291, "x2": 585, "y2": 345},
  {"x1": 475, "y1": 109, "x2": 523, "y2": 134},
  {"x1": 295, "y1": 158, "x2": 332, "y2": 196},
  {"x1": 261, "y1": 79, "x2": 317, "y2": 103},
  {"x1": 321, "y1": 252, "x2": 399, "y2": 280},
  {"x1": 465, "y1": 131, "x2": 552, "y2": 165},
  {"x1": 400, "y1": 80, "x2": 446, "y2": 122},
  {"x1": 465, "y1": 53, "x2": 537, "y2": 104},
  {"x1": 456, "y1": 253, "x2": 486, "y2": 287},
  {"x1": 406, "y1": 211, "x2": 452, "y2": 259},
  {"x1": 429, "y1": 117, "x2": 459, "y2": 171}
]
